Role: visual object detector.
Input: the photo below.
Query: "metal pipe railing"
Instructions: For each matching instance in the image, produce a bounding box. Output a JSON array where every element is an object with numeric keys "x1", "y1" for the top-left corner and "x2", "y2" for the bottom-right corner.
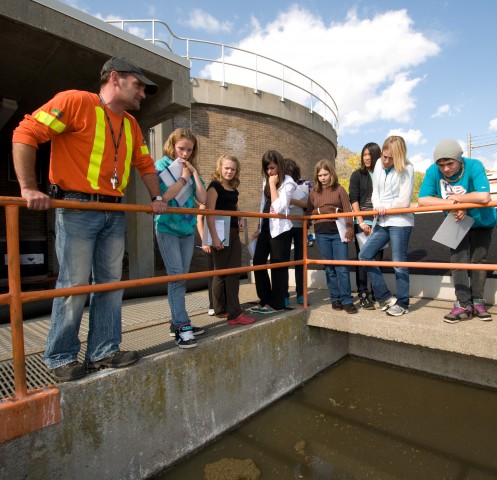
[
  {"x1": 5, "y1": 205, "x2": 27, "y2": 398},
  {"x1": 2, "y1": 196, "x2": 497, "y2": 402},
  {"x1": 106, "y1": 19, "x2": 339, "y2": 127}
]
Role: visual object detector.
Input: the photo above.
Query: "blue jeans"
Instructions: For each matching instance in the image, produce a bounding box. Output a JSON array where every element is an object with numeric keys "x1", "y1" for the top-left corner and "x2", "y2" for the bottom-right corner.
[
  {"x1": 44, "y1": 208, "x2": 125, "y2": 369},
  {"x1": 359, "y1": 225, "x2": 412, "y2": 309},
  {"x1": 315, "y1": 233, "x2": 353, "y2": 305},
  {"x1": 156, "y1": 232, "x2": 195, "y2": 330}
]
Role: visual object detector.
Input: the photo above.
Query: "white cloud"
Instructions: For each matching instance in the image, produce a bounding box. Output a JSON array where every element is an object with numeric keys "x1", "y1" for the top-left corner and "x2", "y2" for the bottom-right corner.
[
  {"x1": 186, "y1": 9, "x2": 233, "y2": 33},
  {"x1": 386, "y1": 128, "x2": 427, "y2": 146},
  {"x1": 409, "y1": 152, "x2": 432, "y2": 172},
  {"x1": 431, "y1": 104, "x2": 451, "y2": 118},
  {"x1": 199, "y1": 6, "x2": 440, "y2": 133},
  {"x1": 490, "y1": 118, "x2": 497, "y2": 131}
]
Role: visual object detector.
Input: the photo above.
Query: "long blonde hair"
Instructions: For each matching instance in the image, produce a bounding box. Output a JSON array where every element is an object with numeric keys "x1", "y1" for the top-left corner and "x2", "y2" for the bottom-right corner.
[
  {"x1": 163, "y1": 128, "x2": 199, "y2": 168},
  {"x1": 211, "y1": 154, "x2": 241, "y2": 189},
  {"x1": 382, "y1": 136, "x2": 409, "y2": 174}
]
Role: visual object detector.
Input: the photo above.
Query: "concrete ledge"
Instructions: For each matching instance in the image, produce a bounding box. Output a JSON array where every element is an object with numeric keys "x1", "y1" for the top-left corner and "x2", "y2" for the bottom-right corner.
[
  {"x1": 0, "y1": 310, "x2": 347, "y2": 479},
  {"x1": 348, "y1": 335, "x2": 497, "y2": 389},
  {"x1": 307, "y1": 298, "x2": 497, "y2": 361},
  {"x1": 307, "y1": 298, "x2": 497, "y2": 388}
]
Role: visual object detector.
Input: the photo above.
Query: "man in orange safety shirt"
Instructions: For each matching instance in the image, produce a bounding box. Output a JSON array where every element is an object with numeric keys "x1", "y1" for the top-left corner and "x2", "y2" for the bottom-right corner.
[{"x1": 12, "y1": 57, "x2": 168, "y2": 382}]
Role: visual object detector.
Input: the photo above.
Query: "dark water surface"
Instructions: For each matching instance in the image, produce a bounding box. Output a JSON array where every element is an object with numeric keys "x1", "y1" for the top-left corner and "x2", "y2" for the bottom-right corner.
[{"x1": 157, "y1": 357, "x2": 497, "y2": 479}]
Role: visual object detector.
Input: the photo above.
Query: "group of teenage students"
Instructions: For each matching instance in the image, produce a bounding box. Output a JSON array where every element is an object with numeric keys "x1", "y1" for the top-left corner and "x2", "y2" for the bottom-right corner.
[
  {"x1": 155, "y1": 128, "x2": 415, "y2": 349},
  {"x1": 249, "y1": 135, "x2": 413, "y2": 318},
  {"x1": 156, "y1": 129, "x2": 493, "y2": 348}
]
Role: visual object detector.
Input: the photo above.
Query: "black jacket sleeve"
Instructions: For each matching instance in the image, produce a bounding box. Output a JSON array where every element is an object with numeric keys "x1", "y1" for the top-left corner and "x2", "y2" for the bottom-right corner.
[{"x1": 349, "y1": 170, "x2": 361, "y2": 204}]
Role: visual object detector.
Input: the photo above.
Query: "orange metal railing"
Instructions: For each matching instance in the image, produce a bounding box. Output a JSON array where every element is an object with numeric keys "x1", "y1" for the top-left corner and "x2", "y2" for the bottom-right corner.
[{"x1": 1, "y1": 195, "x2": 497, "y2": 442}]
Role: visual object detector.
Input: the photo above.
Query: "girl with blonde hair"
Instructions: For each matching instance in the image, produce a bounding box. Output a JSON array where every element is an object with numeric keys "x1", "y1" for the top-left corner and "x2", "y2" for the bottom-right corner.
[
  {"x1": 358, "y1": 136, "x2": 414, "y2": 316},
  {"x1": 206, "y1": 154, "x2": 255, "y2": 325},
  {"x1": 155, "y1": 128, "x2": 207, "y2": 348}
]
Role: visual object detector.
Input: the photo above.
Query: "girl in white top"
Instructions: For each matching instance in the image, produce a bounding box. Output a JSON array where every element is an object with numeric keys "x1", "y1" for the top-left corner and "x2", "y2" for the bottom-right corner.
[
  {"x1": 358, "y1": 136, "x2": 414, "y2": 317},
  {"x1": 250, "y1": 150, "x2": 297, "y2": 313}
]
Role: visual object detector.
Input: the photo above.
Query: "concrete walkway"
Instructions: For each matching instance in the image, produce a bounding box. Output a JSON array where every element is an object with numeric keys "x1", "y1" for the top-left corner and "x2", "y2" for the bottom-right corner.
[{"x1": 1, "y1": 282, "x2": 497, "y2": 399}]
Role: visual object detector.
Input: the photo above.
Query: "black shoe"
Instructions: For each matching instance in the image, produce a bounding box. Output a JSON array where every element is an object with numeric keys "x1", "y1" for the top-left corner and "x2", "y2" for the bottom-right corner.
[
  {"x1": 50, "y1": 361, "x2": 87, "y2": 382},
  {"x1": 87, "y1": 351, "x2": 139, "y2": 370},
  {"x1": 343, "y1": 303, "x2": 358, "y2": 314},
  {"x1": 331, "y1": 300, "x2": 343, "y2": 311},
  {"x1": 358, "y1": 293, "x2": 375, "y2": 310}
]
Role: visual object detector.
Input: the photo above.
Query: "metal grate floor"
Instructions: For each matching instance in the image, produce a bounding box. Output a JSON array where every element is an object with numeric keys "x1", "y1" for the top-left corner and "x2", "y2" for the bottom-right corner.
[{"x1": 0, "y1": 290, "x2": 212, "y2": 398}]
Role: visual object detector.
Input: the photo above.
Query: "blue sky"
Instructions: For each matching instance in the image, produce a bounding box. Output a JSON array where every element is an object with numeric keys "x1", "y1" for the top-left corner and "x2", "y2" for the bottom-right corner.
[{"x1": 63, "y1": 0, "x2": 497, "y2": 171}]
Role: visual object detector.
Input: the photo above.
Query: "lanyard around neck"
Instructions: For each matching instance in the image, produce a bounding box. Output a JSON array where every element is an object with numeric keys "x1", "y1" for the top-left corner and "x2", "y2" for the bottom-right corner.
[{"x1": 99, "y1": 94, "x2": 124, "y2": 188}]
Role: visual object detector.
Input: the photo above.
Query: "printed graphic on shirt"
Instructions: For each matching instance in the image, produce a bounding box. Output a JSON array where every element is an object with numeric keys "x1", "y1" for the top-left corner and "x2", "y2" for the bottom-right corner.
[
  {"x1": 439, "y1": 179, "x2": 466, "y2": 199},
  {"x1": 51, "y1": 108, "x2": 64, "y2": 119}
]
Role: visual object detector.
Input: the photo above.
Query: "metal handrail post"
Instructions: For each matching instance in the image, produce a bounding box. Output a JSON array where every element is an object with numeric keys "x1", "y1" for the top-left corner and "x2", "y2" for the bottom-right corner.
[
  {"x1": 221, "y1": 45, "x2": 226, "y2": 87},
  {"x1": 302, "y1": 220, "x2": 308, "y2": 309},
  {"x1": 254, "y1": 55, "x2": 259, "y2": 94},
  {"x1": 5, "y1": 205, "x2": 28, "y2": 399},
  {"x1": 309, "y1": 82, "x2": 314, "y2": 114}
]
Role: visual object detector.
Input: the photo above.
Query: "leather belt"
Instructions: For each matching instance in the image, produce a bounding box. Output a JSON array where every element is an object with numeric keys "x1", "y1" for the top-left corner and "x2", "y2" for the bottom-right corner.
[{"x1": 63, "y1": 191, "x2": 122, "y2": 203}]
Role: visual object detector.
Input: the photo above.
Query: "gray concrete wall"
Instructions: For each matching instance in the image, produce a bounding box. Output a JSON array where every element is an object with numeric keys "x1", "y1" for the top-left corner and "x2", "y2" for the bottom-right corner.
[
  {"x1": 349, "y1": 336, "x2": 497, "y2": 389},
  {"x1": 0, "y1": 311, "x2": 348, "y2": 479},
  {"x1": 192, "y1": 78, "x2": 337, "y2": 150}
]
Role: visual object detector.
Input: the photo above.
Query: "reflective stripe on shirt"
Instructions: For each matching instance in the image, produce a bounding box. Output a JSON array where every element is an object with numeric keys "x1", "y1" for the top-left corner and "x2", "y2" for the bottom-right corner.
[
  {"x1": 34, "y1": 110, "x2": 66, "y2": 133},
  {"x1": 87, "y1": 106, "x2": 133, "y2": 192}
]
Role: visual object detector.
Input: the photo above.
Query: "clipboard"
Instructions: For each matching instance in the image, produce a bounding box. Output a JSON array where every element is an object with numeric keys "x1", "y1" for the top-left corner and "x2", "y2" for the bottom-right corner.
[
  {"x1": 355, "y1": 231, "x2": 389, "y2": 250},
  {"x1": 432, "y1": 213, "x2": 474, "y2": 249},
  {"x1": 202, "y1": 216, "x2": 231, "y2": 246},
  {"x1": 356, "y1": 216, "x2": 390, "y2": 250},
  {"x1": 248, "y1": 239, "x2": 257, "y2": 258},
  {"x1": 336, "y1": 217, "x2": 348, "y2": 242},
  {"x1": 158, "y1": 158, "x2": 194, "y2": 206}
]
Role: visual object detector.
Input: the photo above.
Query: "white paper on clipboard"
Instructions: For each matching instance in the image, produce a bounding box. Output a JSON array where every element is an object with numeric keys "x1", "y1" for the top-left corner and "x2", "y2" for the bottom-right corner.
[
  {"x1": 432, "y1": 213, "x2": 474, "y2": 249},
  {"x1": 202, "y1": 216, "x2": 231, "y2": 246},
  {"x1": 158, "y1": 158, "x2": 193, "y2": 206},
  {"x1": 355, "y1": 232, "x2": 368, "y2": 249},
  {"x1": 356, "y1": 217, "x2": 389, "y2": 250},
  {"x1": 248, "y1": 239, "x2": 257, "y2": 258},
  {"x1": 336, "y1": 217, "x2": 347, "y2": 242}
]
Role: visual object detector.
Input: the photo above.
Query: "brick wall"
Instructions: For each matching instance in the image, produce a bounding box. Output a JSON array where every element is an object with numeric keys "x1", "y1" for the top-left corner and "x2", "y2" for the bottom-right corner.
[{"x1": 168, "y1": 104, "x2": 336, "y2": 241}]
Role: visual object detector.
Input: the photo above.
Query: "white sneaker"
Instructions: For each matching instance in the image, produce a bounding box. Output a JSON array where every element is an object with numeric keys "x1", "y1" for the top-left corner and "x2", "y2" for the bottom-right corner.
[
  {"x1": 386, "y1": 304, "x2": 408, "y2": 316},
  {"x1": 175, "y1": 324, "x2": 198, "y2": 349},
  {"x1": 378, "y1": 296, "x2": 397, "y2": 311},
  {"x1": 208, "y1": 308, "x2": 215, "y2": 316}
]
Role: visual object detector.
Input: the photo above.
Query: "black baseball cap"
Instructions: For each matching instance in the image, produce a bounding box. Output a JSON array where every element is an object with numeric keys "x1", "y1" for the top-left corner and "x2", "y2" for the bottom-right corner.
[{"x1": 101, "y1": 57, "x2": 158, "y2": 95}]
